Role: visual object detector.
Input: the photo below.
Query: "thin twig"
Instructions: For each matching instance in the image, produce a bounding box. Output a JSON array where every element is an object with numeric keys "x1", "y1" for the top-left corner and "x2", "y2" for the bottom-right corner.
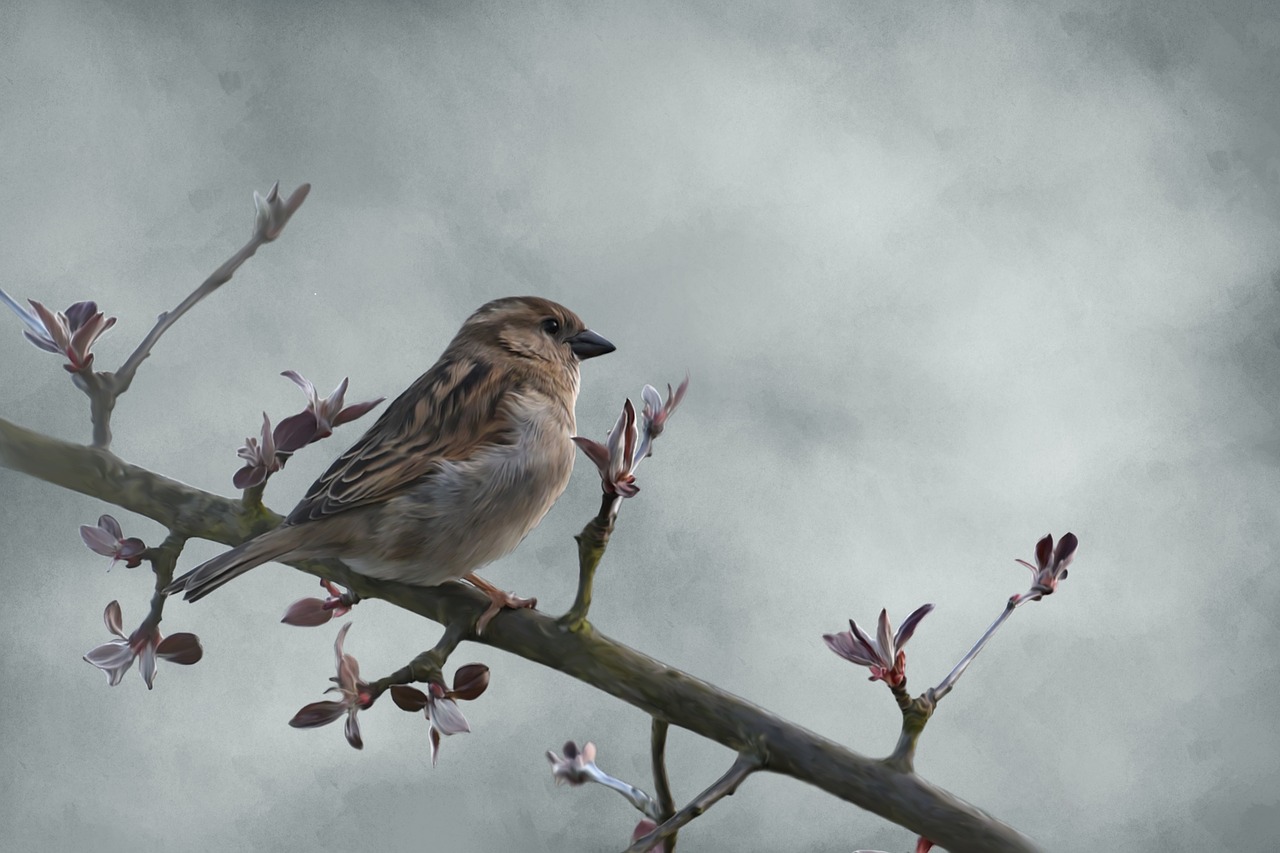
[
  {"x1": 933, "y1": 594, "x2": 1034, "y2": 702},
  {"x1": 885, "y1": 690, "x2": 935, "y2": 773},
  {"x1": 141, "y1": 531, "x2": 188, "y2": 632},
  {"x1": 114, "y1": 183, "x2": 311, "y2": 392},
  {"x1": 368, "y1": 617, "x2": 472, "y2": 699},
  {"x1": 77, "y1": 183, "x2": 311, "y2": 448},
  {"x1": 241, "y1": 481, "x2": 268, "y2": 511},
  {"x1": 624, "y1": 753, "x2": 761, "y2": 853},
  {"x1": 581, "y1": 762, "x2": 663, "y2": 819},
  {"x1": 560, "y1": 492, "x2": 622, "y2": 630},
  {"x1": 651, "y1": 718, "x2": 677, "y2": 826}
]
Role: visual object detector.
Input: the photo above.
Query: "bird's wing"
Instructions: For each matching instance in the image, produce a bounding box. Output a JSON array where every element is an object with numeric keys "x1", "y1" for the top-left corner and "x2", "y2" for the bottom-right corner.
[{"x1": 285, "y1": 357, "x2": 513, "y2": 525}]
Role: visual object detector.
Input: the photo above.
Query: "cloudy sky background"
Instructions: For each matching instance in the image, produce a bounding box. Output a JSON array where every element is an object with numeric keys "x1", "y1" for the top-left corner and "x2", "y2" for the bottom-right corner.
[{"x1": 2, "y1": 1, "x2": 1279, "y2": 850}]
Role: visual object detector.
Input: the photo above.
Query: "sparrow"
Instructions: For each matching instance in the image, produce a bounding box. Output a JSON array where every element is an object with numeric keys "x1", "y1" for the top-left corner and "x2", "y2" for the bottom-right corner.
[{"x1": 166, "y1": 296, "x2": 615, "y2": 629}]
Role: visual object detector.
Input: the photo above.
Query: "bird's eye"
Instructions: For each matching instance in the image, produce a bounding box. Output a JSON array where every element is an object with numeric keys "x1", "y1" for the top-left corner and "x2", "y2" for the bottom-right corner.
[{"x1": 541, "y1": 318, "x2": 561, "y2": 336}]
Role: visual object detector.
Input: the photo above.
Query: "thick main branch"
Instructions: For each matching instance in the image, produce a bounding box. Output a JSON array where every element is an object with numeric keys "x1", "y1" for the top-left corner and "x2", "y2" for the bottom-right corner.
[{"x1": 0, "y1": 416, "x2": 1039, "y2": 853}]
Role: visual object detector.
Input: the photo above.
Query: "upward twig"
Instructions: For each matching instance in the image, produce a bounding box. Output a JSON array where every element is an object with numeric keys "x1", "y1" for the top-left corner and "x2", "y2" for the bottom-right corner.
[
  {"x1": 114, "y1": 183, "x2": 311, "y2": 393},
  {"x1": 933, "y1": 595, "x2": 1033, "y2": 702},
  {"x1": 560, "y1": 492, "x2": 621, "y2": 630},
  {"x1": 651, "y1": 718, "x2": 676, "y2": 825},
  {"x1": 624, "y1": 752, "x2": 761, "y2": 853},
  {"x1": 26, "y1": 182, "x2": 312, "y2": 449}
]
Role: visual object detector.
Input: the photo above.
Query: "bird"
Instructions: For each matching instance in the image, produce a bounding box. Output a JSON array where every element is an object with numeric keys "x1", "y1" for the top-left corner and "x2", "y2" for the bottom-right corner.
[{"x1": 165, "y1": 296, "x2": 615, "y2": 630}]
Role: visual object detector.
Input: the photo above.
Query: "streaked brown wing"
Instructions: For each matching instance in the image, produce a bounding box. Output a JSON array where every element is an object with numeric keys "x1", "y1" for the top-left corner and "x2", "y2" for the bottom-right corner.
[{"x1": 284, "y1": 357, "x2": 511, "y2": 525}]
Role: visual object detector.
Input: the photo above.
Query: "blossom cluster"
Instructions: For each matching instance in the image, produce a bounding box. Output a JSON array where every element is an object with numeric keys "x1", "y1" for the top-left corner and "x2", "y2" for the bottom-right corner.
[{"x1": 574, "y1": 376, "x2": 688, "y2": 496}]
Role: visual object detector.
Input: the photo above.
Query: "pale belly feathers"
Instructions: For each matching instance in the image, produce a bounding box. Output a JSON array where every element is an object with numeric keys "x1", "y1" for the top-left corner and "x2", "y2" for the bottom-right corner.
[{"x1": 343, "y1": 391, "x2": 576, "y2": 586}]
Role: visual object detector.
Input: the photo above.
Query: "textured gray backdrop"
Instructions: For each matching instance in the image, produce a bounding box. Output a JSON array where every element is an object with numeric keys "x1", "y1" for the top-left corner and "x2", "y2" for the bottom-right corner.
[{"x1": 2, "y1": 2, "x2": 1278, "y2": 851}]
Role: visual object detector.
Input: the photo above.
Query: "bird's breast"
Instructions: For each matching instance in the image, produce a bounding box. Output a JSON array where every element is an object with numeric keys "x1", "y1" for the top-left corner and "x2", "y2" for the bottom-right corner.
[{"x1": 360, "y1": 390, "x2": 575, "y2": 585}]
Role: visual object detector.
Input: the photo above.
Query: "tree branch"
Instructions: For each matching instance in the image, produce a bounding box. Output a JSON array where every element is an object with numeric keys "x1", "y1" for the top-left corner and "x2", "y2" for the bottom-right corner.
[
  {"x1": 368, "y1": 617, "x2": 470, "y2": 698},
  {"x1": 0, "y1": 415, "x2": 1041, "y2": 853},
  {"x1": 114, "y1": 183, "x2": 311, "y2": 395},
  {"x1": 48, "y1": 183, "x2": 311, "y2": 448},
  {"x1": 651, "y1": 718, "x2": 677, "y2": 828},
  {"x1": 933, "y1": 595, "x2": 1033, "y2": 703},
  {"x1": 885, "y1": 684, "x2": 935, "y2": 774},
  {"x1": 139, "y1": 531, "x2": 189, "y2": 633},
  {"x1": 560, "y1": 492, "x2": 621, "y2": 630},
  {"x1": 625, "y1": 753, "x2": 760, "y2": 853}
]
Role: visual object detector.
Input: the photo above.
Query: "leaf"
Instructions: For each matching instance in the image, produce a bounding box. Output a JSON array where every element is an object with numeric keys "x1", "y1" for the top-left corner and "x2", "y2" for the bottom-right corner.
[
  {"x1": 449, "y1": 664, "x2": 490, "y2": 701},
  {"x1": 344, "y1": 712, "x2": 363, "y2": 750},
  {"x1": 103, "y1": 600, "x2": 124, "y2": 637},
  {"x1": 233, "y1": 465, "x2": 267, "y2": 490},
  {"x1": 273, "y1": 410, "x2": 319, "y2": 453},
  {"x1": 429, "y1": 697, "x2": 470, "y2": 736},
  {"x1": 80, "y1": 525, "x2": 120, "y2": 557},
  {"x1": 289, "y1": 701, "x2": 347, "y2": 728},
  {"x1": 280, "y1": 598, "x2": 334, "y2": 627},
  {"x1": 390, "y1": 685, "x2": 428, "y2": 712},
  {"x1": 156, "y1": 633, "x2": 203, "y2": 665},
  {"x1": 894, "y1": 604, "x2": 934, "y2": 650},
  {"x1": 333, "y1": 398, "x2": 384, "y2": 427}
]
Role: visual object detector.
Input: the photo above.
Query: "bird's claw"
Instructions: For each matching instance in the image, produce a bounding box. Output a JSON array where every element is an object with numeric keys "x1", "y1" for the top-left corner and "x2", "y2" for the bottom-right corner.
[{"x1": 475, "y1": 588, "x2": 537, "y2": 635}]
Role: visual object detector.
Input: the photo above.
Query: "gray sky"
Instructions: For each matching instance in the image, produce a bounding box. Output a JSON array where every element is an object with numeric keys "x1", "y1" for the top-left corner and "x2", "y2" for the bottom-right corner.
[{"x1": 2, "y1": 1, "x2": 1279, "y2": 850}]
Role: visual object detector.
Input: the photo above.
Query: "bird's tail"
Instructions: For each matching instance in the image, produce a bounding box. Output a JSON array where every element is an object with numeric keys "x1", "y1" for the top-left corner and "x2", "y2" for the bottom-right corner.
[{"x1": 165, "y1": 529, "x2": 295, "y2": 603}]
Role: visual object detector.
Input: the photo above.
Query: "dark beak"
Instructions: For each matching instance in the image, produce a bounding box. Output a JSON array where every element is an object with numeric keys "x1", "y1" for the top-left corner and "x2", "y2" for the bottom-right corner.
[{"x1": 567, "y1": 329, "x2": 615, "y2": 360}]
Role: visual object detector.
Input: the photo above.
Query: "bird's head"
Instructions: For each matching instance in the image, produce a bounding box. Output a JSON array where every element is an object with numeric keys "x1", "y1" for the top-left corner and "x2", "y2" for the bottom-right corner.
[{"x1": 457, "y1": 296, "x2": 614, "y2": 374}]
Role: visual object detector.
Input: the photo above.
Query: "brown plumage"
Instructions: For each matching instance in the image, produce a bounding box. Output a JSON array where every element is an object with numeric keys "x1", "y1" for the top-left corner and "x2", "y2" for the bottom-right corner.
[{"x1": 166, "y1": 296, "x2": 614, "y2": 629}]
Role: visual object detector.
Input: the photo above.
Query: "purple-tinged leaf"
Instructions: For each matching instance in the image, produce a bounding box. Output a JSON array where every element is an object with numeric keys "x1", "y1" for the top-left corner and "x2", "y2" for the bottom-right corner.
[
  {"x1": 1035, "y1": 534, "x2": 1053, "y2": 570},
  {"x1": 876, "y1": 609, "x2": 894, "y2": 661},
  {"x1": 22, "y1": 329, "x2": 60, "y2": 352},
  {"x1": 390, "y1": 685, "x2": 428, "y2": 712},
  {"x1": 233, "y1": 465, "x2": 267, "y2": 490},
  {"x1": 848, "y1": 619, "x2": 882, "y2": 664},
  {"x1": 344, "y1": 712, "x2": 363, "y2": 750},
  {"x1": 641, "y1": 385, "x2": 663, "y2": 420},
  {"x1": 289, "y1": 701, "x2": 347, "y2": 728},
  {"x1": 104, "y1": 600, "x2": 124, "y2": 638},
  {"x1": 823, "y1": 631, "x2": 876, "y2": 667},
  {"x1": 69, "y1": 313, "x2": 114, "y2": 357},
  {"x1": 322, "y1": 377, "x2": 349, "y2": 414},
  {"x1": 29, "y1": 302, "x2": 67, "y2": 349},
  {"x1": 894, "y1": 603, "x2": 934, "y2": 649},
  {"x1": 280, "y1": 369, "x2": 316, "y2": 397},
  {"x1": 333, "y1": 398, "x2": 384, "y2": 427},
  {"x1": 273, "y1": 410, "x2": 319, "y2": 453},
  {"x1": 430, "y1": 697, "x2": 470, "y2": 736},
  {"x1": 571, "y1": 437, "x2": 611, "y2": 471},
  {"x1": 620, "y1": 399, "x2": 638, "y2": 474},
  {"x1": 84, "y1": 639, "x2": 133, "y2": 669},
  {"x1": 64, "y1": 301, "x2": 98, "y2": 330},
  {"x1": 84, "y1": 640, "x2": 135, "y2": 686},
  {"x1": 156, "y1": 633, "x2": 203, "y2": 665},
  {"x1": 338, "y1": 655, "x2": 361, "y2": 694},
  {"x1": 449, "y1": 664, "x2": 490, "y2": 701},
  {"x1": 1055, "y1": 532, "x2": 1078, "y2": 564},
  {"x1": 80, "y1": 525, "x2": 119, "y2": 557},
  {"x1": 97, "y1": 515, "x2": 123, "y2": 540},
  {"x1": 118, "y1": 538, "x2": 147, "y2": 567},
  {"x1": 281, "y1": 597, "x2": 334, "y2": 627}
]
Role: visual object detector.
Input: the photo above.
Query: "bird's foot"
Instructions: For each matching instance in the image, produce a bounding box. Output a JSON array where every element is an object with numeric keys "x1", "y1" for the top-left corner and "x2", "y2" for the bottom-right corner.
[{"x1": 465, "y1": 573, "x2": 537, "y2": 634}]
